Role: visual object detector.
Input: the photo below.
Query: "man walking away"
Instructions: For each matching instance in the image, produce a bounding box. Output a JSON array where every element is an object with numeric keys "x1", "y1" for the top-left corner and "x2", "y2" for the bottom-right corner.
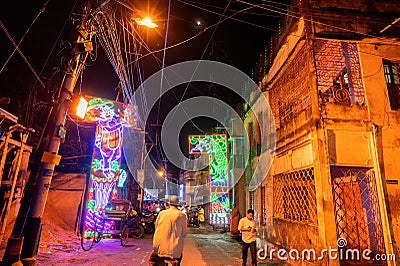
[
  {"x1": 238, "y1": 209, "x2": 258, "y2": 266},
  {"x1": 149, "y1": 195, "x2": 187, "y2": 266}
]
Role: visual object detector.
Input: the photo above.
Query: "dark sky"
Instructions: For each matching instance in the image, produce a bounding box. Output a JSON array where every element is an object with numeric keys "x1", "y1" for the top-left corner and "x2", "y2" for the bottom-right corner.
[
  {"x1": 0, "y1": 0, "x2": 286, "y2": 108},
  {"x1": 0, "y1": 0, "x2": 288, "y2": 170}
]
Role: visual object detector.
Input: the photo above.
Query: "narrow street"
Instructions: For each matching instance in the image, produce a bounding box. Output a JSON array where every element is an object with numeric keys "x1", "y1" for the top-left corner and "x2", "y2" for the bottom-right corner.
[{"x1": 31, "y1": 225, "x2": 284, "y2": 266}]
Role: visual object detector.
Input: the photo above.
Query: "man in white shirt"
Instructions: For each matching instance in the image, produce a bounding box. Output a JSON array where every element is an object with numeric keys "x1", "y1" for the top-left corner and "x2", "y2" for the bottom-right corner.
[
  {"x1": 238, "y1": 209, "x2": 258, "y2": 266},
  {"x1": 150, "y1": 195, "x2": 187, "y2": 266}
]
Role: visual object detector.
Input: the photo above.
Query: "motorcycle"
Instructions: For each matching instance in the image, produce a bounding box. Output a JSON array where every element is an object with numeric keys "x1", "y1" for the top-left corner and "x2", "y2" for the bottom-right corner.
[
  {"x1": 187, "y1": 207, "x2": 200, "y2": 228},
  {"x1": 140, "y1": 209, "x2": 157, "y2": 234},
  {"x1": 123, "y1": 215, "x2": 145, "y2": 239}
]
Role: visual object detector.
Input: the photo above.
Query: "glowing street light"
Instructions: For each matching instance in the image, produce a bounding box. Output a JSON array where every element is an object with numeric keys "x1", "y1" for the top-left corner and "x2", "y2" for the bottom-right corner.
[
  {"x1": 158, "y1": 169, "x2": 164, "y2": 177},
  {"x1": 135, "y1": 17, "x2": 158, "y2": 28},
  {"x1": 75, "y1": 96, "x2": 88, "y2": 119}
]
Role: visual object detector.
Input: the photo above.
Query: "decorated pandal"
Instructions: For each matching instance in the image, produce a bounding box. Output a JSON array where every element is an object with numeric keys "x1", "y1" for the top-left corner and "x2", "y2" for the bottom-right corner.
[
  {"x1": 79, "y1": 97, "x2": 138, "y2": 235},
  {"x1": 189, "y1": 134, "x2": 229, "y2": 225}
]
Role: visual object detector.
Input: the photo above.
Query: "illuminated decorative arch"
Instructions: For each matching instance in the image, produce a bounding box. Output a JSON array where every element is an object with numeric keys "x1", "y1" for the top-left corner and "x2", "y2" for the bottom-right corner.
[
  {"x1": 80, "y1": 96, "x2": 138, "y2": 233},
  {"x1": 189, "y1": 134, "x2": 229, "y2": 225}
]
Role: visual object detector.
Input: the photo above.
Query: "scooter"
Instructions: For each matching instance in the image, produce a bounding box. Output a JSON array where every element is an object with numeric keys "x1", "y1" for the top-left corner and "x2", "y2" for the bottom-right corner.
[
  {"x1": 140, "y1": 212, "x2": 156, "y2": 234},
  {"x1": 139, "y1": 208, "x2": 158, "y2": 234},
  {"x1": 123, "y1": 215, "x2": 145, "y2": 239},
  {"x1": 188, "y1": 209, "x2": 200, "y2": 228}
]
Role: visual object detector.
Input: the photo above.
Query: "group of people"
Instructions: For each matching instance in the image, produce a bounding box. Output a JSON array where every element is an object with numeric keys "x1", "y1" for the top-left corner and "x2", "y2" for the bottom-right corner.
[
  {"x1": 181, "y1": 205, "x2": 205, "y2": 227},
  {"x1": 149, "y1": 196, "x2": 258, "y2": 266},
  {"x1": 143, "y1": 201, "x2": 166, "y2": 213}
]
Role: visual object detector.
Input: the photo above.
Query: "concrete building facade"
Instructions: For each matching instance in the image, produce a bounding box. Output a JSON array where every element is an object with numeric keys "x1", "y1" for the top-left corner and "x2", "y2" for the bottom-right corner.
[{"x1": 242, "y1": 0, "x2": 400, "y2": 265}]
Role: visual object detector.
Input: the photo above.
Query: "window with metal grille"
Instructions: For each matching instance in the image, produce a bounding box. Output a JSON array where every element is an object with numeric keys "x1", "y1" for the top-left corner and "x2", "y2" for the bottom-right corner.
[
  {"x1": 260, "y1": 186, "x2": 266, "y2": 225},
  {"x1": 383, "y1": 59, "x2": 400, "y2": 110},
  {"x1": 331, "y1": 167, "x2": 386, "y2": 263},
  {"x1": 273, "y1": 168, "x2": 317, "y2": 224},
  {"x1": 249, "y1": 191, "x2": 254, "y2": 210}
]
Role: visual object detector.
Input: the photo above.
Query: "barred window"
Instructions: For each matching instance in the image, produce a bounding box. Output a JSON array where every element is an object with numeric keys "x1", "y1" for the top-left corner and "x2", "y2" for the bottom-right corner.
[
  {"x1": 383, "y1": 59, "x2": 400, "y2": 110},
  {"x1": 260, "y1": 186, "x2": 266, "y2": 225},
  {"x1": 273, "y1": 168, "x2": 317, "y2": 224},
  {"x1": 249, "y1": 191, "x2": 254, "y2": 210}
]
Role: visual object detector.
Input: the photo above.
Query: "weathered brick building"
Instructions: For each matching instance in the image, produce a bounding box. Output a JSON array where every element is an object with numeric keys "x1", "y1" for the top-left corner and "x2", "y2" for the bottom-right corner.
[{"x1": 243, "y1": 0, "x2": 400, "y2": 265}]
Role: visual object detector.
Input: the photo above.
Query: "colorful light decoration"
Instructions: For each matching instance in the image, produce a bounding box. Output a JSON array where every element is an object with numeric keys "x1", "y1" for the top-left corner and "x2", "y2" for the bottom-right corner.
[
  {"x1": 189, "y1": 134, "x2": 229, "y2": 225},
  {"x1": 80, "y1": 97, "x2": 137, "y2": 235}
]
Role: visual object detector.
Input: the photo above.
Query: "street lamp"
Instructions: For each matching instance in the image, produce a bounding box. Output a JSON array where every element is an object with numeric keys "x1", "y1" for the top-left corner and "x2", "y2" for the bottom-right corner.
[
  {"x1": 135, "y1": 17, "x2": 158, "y2": 28},
  {"x1": 75, "y1": 96, "x2": 88, "y2": 119}
]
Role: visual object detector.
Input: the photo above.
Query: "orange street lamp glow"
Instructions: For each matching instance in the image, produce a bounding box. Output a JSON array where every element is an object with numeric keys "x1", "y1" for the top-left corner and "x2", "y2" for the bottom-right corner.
[
  {"x1": 76, "y1": 96, "x2": 88, "y2": 119},
  {"x1": 158, "y1": 170, "x2": 164, "y2": 176},
  {"x1": 135, "y1": 17, "x2": 158, "y2": 28}
]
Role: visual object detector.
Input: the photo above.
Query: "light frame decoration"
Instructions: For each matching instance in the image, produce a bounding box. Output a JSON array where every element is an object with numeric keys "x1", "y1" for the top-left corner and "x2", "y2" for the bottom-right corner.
[
  {"x1": 188, "y1": 134, "x2": 229, "y2": 225},
  {"x1": 79, "y1": 96, "x2": 138, "y2": 235}
]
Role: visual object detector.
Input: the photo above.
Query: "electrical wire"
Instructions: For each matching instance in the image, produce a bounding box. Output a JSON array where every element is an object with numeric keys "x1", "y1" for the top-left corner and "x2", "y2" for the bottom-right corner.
[
  {"x1": 179, "y1": 0, "x2": 282, "y2": 18},
  {"x1": 88, "y1": 0, "x2": 400, "y2": 170},
  {"x1": 236, "y1": 0, "x2": 385, "y2": 39},
  {"x1": 106, "y1": 0, "x2": 265, "y2": 147},
  {"x1": 158, "y1": 0, "x2": 240, "y2": 136},
  {"x1": 156, "y1": 0, "x2": 172, "y2": 127},
  {"x1": 0, "y1": 0, "x2": 49, "y2": 77},
  {"x1": 150, "y1": 0, "x2": 173, "y2": 164},
  {"x1": 178, "y1": 0, "x2": 282, "y2": 31},
  {"x1": 179, "y1": 0, "x2": 400, "y2": 50},
  {"x1": 0, "y1": 20, "x2": 45, "y2": 88},
  {"x1": 25, "y1": 0, "x2": 81, "y2": 127}
]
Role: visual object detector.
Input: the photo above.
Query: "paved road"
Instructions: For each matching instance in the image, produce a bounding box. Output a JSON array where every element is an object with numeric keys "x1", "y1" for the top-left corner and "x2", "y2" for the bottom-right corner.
[
  {"x1": 187, "y1": 225, "x2": 285, "y2": 266},
  {"x1": 28, "y1": 225, "x2": 285, "y2": 265}
]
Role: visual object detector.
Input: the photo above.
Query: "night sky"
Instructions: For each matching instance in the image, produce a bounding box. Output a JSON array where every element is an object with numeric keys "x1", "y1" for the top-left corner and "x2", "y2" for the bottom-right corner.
[{"x1": 0, "y1": 0, "x2": 288, "y2": 171}]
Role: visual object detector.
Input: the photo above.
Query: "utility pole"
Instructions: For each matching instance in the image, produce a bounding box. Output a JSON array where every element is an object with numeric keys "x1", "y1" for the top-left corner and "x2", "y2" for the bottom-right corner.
[{"x1": 1, "y1": 1, "x2": 95, "y2": 265}]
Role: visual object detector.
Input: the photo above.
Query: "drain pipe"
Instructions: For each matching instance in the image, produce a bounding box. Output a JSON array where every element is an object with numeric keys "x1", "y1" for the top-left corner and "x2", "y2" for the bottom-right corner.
[
  {"x1": 371, "y1": 124, "x2": 395, "y2": 265},
  {"x1": 380, "y1": 17, "x2": 400, "y2": 34}
]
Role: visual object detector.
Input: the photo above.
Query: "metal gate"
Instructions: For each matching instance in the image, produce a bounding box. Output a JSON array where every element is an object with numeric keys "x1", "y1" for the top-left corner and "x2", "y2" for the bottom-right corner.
[{"x1": 331, "y1": 167, "x2": 386, "y2": 265}]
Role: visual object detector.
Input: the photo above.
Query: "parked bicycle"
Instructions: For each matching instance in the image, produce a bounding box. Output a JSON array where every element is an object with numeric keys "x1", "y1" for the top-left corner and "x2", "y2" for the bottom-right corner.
[
  {"x1": 80, "y1": 199, "x2": 137, "y2": 250},
  {"x1": 80, "y1": 212, "x2": 109, "y2": 251}
]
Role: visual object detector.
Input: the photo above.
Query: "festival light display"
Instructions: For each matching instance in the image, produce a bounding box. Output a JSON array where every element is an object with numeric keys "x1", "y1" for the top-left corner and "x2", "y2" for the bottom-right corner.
[
  {"x1": 80, "y1": 97, "x2": 137, "y2": 234},
  {"x1": 189, "y1": 134, "x2": 229, "y2": 224}
]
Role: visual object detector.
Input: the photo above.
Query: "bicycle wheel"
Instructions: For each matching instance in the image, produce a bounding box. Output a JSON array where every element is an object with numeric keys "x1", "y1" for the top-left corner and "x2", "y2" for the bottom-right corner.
[
  {"x1": 120, "y1": 225, "x2": 129, "y2": 246},
  {"x1": 93, "y1": 219, "x2": 104, "y2": 243},
  {"x1": 80, "y1": 228, "x2": 95, "y2": 251},
  {"x1": 130, "y1": 223, "x2": 145, "y2": 239}
]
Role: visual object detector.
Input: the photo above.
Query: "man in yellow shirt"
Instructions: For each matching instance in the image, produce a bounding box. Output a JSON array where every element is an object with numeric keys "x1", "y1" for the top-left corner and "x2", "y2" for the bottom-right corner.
[{"x1": 238, "y1": 209, "x2": 258, "y2": 266}]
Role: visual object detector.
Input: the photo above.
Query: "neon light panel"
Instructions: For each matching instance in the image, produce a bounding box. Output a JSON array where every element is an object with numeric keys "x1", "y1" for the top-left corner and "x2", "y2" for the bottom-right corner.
[
  {"x1": 81, "y1": 97, "x2": 136, "y2": 234},
  {"x1": 189, "y1": 134, "x2": 229, "y2": 225}
]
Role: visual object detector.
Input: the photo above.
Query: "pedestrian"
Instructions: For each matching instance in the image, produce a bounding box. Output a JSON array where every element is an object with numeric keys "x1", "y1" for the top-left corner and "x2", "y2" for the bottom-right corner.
[
  {"x1": 149, "y1": 195, "x2": 187, "y2": 266},
  {"x1": 230, "y1": 204, "x2": 240, "y2": 235},
  {"x1": 148, "y1": 201, "x2": 156, "y2": 212},
  {"x1": 238, "y1": 209, "x2": 258, "y2": 266},
  {"x1": 198, "y1": 205, "x2": 205, "y2": 225}
]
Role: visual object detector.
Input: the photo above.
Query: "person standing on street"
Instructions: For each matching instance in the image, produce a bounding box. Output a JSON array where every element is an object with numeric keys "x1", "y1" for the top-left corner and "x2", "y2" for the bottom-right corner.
[
  {"x1": 198, "y1": 205, "x2": 205, "y2": 225},
  {"x1": 149, "y1": 195, "x2": 187, "y2": 266},
  {"x1": 230, "y1": 204, "x2": 240, "y2": 235},
  {"x1": 238, "y1": 209, "x2": 258, "y2": 266}
]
